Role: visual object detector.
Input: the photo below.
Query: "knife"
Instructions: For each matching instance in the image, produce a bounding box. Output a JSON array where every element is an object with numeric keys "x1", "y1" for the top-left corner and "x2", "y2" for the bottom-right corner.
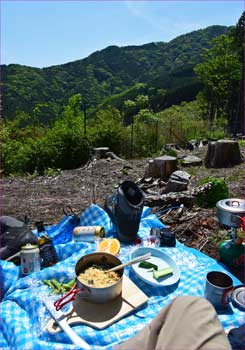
[{"x1": 43, "y1": 298, "x2": 90, "y2": 349}]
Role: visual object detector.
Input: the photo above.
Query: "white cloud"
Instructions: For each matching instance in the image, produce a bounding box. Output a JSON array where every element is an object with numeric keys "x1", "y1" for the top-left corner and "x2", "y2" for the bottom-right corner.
[
  {"x1": 124, "y1": 1, "x2": 207, "y2": 42},
  {"x1": 125, "y1": 1, "x2": 167, "y2": 32}
]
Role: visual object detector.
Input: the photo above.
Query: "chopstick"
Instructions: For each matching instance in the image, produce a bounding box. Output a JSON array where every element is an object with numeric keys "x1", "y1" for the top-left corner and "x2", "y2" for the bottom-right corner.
[{"x1": 107, "y1": 253, "x2": 151, "y2": 272}]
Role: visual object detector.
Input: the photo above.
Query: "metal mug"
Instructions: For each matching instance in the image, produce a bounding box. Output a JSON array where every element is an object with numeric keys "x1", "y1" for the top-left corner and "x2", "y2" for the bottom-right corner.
[{"x1": 204, "y1": 271, "x2": 233, "y2": 310}]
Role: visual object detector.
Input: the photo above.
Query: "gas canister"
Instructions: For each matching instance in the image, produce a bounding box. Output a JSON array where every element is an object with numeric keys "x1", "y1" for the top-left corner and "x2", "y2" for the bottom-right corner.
[
  {"x1": 73, "y1": 226, "x2": 106, "y2": 242},
  {"x1": 20, "y1": 243, "x2": 41, "y2": 275}
]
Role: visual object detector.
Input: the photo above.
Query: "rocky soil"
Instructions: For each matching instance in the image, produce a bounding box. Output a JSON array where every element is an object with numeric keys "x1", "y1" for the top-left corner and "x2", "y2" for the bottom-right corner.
[{"x1": 2, "y1": 145, "x2": 244, "y2": 282}]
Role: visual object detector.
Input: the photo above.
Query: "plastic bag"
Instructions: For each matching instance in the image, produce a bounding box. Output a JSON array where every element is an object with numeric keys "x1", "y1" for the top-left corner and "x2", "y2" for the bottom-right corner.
[{"x1": 0, "y1": 216, "x2": 38, "y2": 260}]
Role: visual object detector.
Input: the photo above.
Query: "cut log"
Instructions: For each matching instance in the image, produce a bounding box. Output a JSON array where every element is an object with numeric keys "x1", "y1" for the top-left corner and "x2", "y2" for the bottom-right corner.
[
  {"x1": 165, "y1": 171, "x2": 191, "y2": 193},
  {"x1": 164, "y1": 143, "x2": 180, "y2": 151},
  {"x1": 144, "y1": 156, "x2": 177, "y2": 181},
  {"x1": 182, "y1": 155, "x2": 202, "y2": 167},
  {"x1": 144, "y1": 182, "x2": 213, "y2": 208},
  {"x1": 105, "y1": 151, "x2": 125, "y2": 162},
  {"x1": 204, "y1": 139, "x2": 242, "y2": 168},
  {"x1": 165, "y1": 180, "x2": 187, "y2": 193},
  {"x1": 144, "y1": 192, "x2": 195, "y2": 208}
]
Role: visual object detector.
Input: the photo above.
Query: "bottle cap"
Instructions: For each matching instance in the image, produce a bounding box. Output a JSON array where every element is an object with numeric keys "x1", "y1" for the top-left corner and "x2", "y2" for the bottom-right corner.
[
  {"x1": 36, "y1": 221, "x2": 45, "y2": 233},
  {"x1": 21, "y1": 243, "x2": 39, "y2": 250},
  {"x1": 95, "y1": 226, "x2": 106, "y2": 238}
]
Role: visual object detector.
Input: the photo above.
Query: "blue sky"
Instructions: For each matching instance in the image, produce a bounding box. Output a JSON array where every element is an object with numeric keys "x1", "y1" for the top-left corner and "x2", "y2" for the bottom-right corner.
[{"x1": 2, "y1": 0, "x2": 244, "y2": 68}]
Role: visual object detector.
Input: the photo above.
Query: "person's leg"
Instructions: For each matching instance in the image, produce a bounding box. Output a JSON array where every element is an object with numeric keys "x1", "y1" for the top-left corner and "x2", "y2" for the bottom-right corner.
[{"x1": 115, "y1": 296, "x2": 231, "y2": 350}]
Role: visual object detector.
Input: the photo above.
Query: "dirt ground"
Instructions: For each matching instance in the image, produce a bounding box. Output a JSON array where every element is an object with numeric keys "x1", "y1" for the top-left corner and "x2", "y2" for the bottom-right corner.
[{"x1": 2, "y1": 145, "x2": 244, "y2": 282}]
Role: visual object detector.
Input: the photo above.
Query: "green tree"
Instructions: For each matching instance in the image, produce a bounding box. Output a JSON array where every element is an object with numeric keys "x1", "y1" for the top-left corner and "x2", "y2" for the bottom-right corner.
[
  {"x1": 229, "y1": 12, "x2": 244, "y2": 134},
  {"x1": 123, "y1": 99, "x2": 137, "y2": 158},
  {"x1": 194, "y1": 14, "x2": 244, "y2": 134},
  {"x1": 90, "y1": 107, "x2": 124, "y2": 154},
  {"x1": 62, "y1": 93, "x2": 88, "y2": 136},
  {"x1": 135, "y1": 95, "x2": 149, "y2": 109},
  {"x1": 62, "y1": 94, "x2": 82, "y2": 118},
  {"x1": 157, "y1": 101, "x2": 211, "y2": 145},
  {"x1": 135, "y1": 109, "x2": 161, "y2": 153}
]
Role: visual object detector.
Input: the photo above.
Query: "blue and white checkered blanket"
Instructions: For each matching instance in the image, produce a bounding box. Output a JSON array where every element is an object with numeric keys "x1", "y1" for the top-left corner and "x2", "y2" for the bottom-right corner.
[{"x1": 0, "y1": 204, "x2": 243, "y2": 350}]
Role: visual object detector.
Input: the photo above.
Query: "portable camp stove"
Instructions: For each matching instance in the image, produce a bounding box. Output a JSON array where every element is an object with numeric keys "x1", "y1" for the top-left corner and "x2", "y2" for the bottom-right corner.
[{"x1": 216, "y1": 198, "x2": 245, "y2": 268}]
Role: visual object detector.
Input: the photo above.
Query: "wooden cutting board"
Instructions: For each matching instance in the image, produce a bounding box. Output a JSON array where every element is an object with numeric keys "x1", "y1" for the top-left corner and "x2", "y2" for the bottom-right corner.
[{"x1": 46, "y1": 275, "x2": 148, "y2": 333}]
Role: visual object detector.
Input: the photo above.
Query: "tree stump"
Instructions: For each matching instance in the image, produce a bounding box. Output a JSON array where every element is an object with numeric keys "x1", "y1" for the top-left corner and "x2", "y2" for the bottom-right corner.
[
  {"x1": 92, "y1": 147, "x2": 110, "y2": 159},
  {"x1": 144, "y1": 156, "x2": 178, "y2": 181},
  {"x1": 205, "y1": 139, "x2": 242, "y2": 168}
]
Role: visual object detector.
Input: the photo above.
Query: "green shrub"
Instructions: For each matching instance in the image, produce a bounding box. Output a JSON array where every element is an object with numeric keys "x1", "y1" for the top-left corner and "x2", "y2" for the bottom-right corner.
[
  {"x1": 2, "y1": 113, "x2": 91, "y2": 175},
  {"x1": 161, "y1": 148, "x2": 178, "y2": 157},
  {"x1": 89, "y1": 107, "x2": 125, "y2": 155},
  {"x1": 90, "y1": 125, "x2": 124, "y2": 155},
  {"x1": 195, "y1": 177, "x2": 229, "y2": 208},
  {"x1": 1, "y1": 139, "x2": 27, "y2": 175},
  {"x1": 43, "y1": 127, "x2": 90, "y2": 170}
]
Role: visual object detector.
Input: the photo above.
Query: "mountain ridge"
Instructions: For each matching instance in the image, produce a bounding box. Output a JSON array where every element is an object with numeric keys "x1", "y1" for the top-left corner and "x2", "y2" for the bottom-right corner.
[{"x1": 2, "y1": 25, "x2": 229, "y2": 122}]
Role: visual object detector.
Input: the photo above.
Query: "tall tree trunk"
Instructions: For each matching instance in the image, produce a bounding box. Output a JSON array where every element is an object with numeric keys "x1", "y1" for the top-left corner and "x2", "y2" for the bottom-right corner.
[
  {"x1": 233, "y1": 66, "x2": 244, "y2": 134},
  {"x1": 155, "y1": 120, "x2": 158, "y2": 151},
  {"x1": 209, "y1": 101, "x2": 215, "y2": 125},
  {"x1": 130, "y1": 118, "x2": 134, "y2": 159}
]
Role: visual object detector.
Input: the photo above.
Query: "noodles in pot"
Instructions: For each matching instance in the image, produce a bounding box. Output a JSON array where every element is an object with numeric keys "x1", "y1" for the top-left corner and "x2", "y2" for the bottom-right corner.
[{"x1": 78, "y1": 265, "x2": 121, "y2": 288}]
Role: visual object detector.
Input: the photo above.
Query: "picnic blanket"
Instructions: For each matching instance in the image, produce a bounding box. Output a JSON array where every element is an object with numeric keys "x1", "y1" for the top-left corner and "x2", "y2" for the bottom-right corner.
[{"x1": 0, "y1": 204, "x2": 244, "y2": 350}]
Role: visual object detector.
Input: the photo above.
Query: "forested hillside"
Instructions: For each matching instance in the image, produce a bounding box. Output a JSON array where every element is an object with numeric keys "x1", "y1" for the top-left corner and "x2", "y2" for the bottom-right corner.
[
  {"x1": 2, "y1": 13, "x2": 243, "y2": 176},
  {"x1": 2, "y1": 25, "x2": 228, "y2": 123}
]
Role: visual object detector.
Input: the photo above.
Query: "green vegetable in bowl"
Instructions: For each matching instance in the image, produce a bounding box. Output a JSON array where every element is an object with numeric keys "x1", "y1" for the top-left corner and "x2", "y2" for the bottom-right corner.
[
  {"x1": 139, "y1": 261, "x2": 158, "y2": 270},
  {"x1": 153, "y1": 267, "x2": 173, "y2": 280}
]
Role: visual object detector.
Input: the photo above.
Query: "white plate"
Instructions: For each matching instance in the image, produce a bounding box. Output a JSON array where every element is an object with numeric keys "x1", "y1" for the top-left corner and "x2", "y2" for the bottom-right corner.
[{"x1": 130, "y1": 247, "x2": 180, "y2": 287}]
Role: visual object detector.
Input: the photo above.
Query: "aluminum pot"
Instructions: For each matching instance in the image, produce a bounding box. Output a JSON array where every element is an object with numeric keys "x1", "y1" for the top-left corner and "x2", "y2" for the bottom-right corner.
[
  {"x1": 216, "y1": 198, "x2": 245, "y2": 228},
  {"x1": 54, "y1": 252, "x2": 124, "y2": 311}
]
